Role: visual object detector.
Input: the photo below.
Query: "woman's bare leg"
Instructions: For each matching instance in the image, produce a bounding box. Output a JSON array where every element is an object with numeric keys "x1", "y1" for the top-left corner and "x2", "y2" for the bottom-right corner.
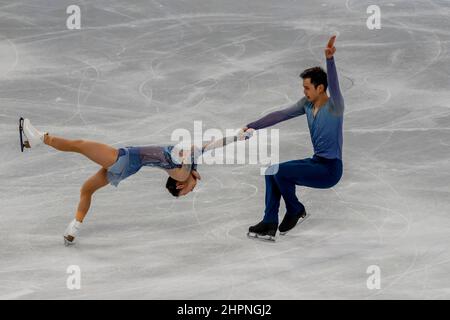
[
  {"x1": 44, "y1": 134, "x2": 119, "y2": 169},
  {"x1": 76, "y1": 168, "x2": 109, "y2": 222}
]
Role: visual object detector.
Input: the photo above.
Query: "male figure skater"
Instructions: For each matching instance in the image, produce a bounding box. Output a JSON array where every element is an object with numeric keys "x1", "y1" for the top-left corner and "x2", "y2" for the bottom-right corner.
[{"x1": 242, "y1": 35, "x2": 345, "y2": 241}]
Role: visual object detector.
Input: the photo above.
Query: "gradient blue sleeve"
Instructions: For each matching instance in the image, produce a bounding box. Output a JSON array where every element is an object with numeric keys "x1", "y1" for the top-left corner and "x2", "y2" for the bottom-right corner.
[
  {"x1": 326, "y1": 57, "x2": 345, "y2": 116},
  {"x1": 246, "y1": 97, "x2": 307, "y2": 130}
]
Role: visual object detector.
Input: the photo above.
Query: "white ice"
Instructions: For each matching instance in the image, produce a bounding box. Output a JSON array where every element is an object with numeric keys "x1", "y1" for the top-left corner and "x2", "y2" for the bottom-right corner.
[{"x1": 0, "y1": 0, "x2": 449, "y2": 299}]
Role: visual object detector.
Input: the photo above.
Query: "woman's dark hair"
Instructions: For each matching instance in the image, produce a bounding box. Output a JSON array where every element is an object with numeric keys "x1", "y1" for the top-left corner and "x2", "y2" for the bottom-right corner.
[
  {"x1": 166, "y1": 177, "x2": 180, "y2": 197},
  {"x1": 300, "y1": 66, "x2": 328, "y2": 91}
]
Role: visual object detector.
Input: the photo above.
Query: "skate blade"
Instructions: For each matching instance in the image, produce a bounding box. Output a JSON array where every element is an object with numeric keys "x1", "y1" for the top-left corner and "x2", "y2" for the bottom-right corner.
[
  {"x1": 279, "y1": 213, "x2": 310, "y2": 236},
  {"x1": 19, "y1": 117, "x2": 32, "y2": 151},
  {"x1": 247, "y1": 232, "x2": 276, "y2": 242},
  {"x1": 19, "y1": 117, "x2": 26, "y2": 152}
]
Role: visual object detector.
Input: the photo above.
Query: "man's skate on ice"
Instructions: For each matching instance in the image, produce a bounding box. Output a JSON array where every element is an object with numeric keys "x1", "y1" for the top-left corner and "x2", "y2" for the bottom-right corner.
[
  {"x1": 19, "y1": 118, "x2": 252, "y2": 246},
  {"x1": 242, "y1": 35, "x2": 345, "y2": 241}
]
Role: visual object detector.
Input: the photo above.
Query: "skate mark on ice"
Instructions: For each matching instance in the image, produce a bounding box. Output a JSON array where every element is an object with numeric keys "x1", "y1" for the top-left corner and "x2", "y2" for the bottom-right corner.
[{"x1": 0, "y1": 35, "x2": 19, "y2": 78}]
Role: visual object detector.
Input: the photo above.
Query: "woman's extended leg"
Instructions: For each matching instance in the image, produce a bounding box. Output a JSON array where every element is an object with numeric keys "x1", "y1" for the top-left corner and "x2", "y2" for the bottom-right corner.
[
  {"x1": 44, "y1": 134, "x2": 119, "y2": 169},
  {"x1": 76, "y1": 168, "x2": 110, "y2": 222}
]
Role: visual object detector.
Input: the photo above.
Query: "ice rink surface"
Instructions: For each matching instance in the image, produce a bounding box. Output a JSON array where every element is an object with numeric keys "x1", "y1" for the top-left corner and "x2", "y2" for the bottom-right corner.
[{"x1": 0, "y1": 0, "x2": 449, "y2": 299}]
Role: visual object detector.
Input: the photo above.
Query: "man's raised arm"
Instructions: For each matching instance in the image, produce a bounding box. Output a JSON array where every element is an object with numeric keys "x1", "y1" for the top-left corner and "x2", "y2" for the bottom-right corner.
[{"x1": 325, "y1": 36, "x2": 345, "y2": 115}]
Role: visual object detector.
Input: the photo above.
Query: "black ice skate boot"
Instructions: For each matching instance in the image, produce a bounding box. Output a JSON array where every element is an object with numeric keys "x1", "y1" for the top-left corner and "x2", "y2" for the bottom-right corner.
[
  {"x1": 247, "y1": 221, "x2": 278, "y2": 241},
  {"x1": 279, "y1": 209, "x2": 308, "y2": 235}
]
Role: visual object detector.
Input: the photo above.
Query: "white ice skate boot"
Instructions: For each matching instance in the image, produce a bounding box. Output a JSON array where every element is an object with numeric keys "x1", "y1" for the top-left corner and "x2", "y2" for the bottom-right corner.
[
  {"x1": 22, "y1": 118, "x2": 47, "y2": 148},
  {"x1": 64, "y1": 219, "x2": 82, "y2": 246}
]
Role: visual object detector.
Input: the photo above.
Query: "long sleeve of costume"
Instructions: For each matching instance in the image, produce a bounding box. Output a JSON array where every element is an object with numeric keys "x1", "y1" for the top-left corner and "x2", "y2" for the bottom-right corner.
[
  {"x1": 175, "y1": 135, "x2": 242, "y2": 172},
  {"x1": 245, "y1": 97, "x2": 307, "y2": 130},
  {"x1": 326, "y1": 57, "x2": 345, "y2": 115},
  {"x1": 201, "y1": 135, "x2": 240, "y2": 154}
]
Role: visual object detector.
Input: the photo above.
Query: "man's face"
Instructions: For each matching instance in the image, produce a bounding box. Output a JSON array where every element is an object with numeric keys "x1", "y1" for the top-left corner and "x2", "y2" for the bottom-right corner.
[{"x1": 303, "y1": 78, "x2": 323, "y2": 102}]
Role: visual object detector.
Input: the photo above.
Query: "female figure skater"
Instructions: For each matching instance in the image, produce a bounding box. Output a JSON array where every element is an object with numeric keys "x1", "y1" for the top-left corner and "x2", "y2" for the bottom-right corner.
[{"x1": 19, "y1": 118, "x2": 251, "y2": 245}]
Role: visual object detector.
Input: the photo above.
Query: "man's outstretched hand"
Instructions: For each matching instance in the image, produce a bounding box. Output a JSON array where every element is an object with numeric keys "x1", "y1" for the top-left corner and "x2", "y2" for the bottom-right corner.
[{"x1": 325, "y1": 35, "x2": 337, "y2": 59}]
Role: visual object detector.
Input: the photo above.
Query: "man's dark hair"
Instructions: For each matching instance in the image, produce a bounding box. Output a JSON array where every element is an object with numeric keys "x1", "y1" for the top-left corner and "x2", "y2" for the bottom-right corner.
[
  {"x1": 166, "y1": 177, "x2": 180, "y2": 197},
  {"x1": 300, "y1": 66, "x2": 328, "y2": 91}
]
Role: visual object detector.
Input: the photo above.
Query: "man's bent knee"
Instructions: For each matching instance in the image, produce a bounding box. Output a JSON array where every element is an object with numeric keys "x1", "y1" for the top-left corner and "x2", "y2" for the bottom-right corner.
[
  {"x1": 268, "y1": 163, "x2": 292, "y2": 180},
  {"x1": 264, "y1": 164, "x2": 280, "y2": 176}
]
